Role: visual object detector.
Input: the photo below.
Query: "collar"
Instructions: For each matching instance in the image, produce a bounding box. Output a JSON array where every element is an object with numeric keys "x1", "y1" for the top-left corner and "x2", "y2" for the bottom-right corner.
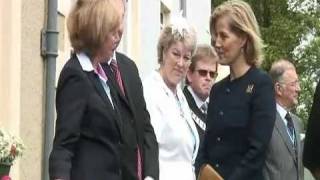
[
  {"x1": 107, "y1": 52, "x2": 117, "y2": 65},
  {"x1": 76, "y1": 52, "x2": 94, "y2": 72},
  {"x1": 276, "y1": 103, "x2": 289, "y2": 125},
  {"x1": 76, "y1": 52, "x2": 108, "y2": 81},
  {"x1": 187, "y1": 86, "x2": 208, "y2": 109}
]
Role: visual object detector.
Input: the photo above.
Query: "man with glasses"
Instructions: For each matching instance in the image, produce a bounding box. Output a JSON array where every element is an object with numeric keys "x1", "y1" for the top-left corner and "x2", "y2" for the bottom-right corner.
[
  {"x1": 263, "y1": 59, "x2": 304, "y2": 180},
  {"x1": 184, "y1": 44, "x2": 218, "y2": 143}
]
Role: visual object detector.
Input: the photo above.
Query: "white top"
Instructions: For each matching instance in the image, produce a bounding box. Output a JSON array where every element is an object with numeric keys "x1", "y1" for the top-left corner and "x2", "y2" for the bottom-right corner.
[{"x1": 143, "y1": 70, "x2": 200, "y2": 180}]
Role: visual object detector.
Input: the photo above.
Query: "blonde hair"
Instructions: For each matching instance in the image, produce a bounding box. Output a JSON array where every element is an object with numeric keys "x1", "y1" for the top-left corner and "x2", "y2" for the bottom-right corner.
[
  {"x1": 67, "y1": 0, "x2": 122, "y2": 55},
  {"x1": 210, "y1": 0, "x2": 264, "y2": 66},
  {"x1": 157, "y1": 16, "x2": 197, "y2": 64}
]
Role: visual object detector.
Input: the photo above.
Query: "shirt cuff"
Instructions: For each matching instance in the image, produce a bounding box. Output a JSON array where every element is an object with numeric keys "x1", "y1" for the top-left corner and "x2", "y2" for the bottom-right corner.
[{"x1": 144, "y1": 176, "x2": 154, "y2": 180}]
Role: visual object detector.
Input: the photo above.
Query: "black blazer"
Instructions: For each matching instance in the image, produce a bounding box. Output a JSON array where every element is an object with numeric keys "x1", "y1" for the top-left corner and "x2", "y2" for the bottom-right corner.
[
  {"x1": 303, "y1": 80, "x2": 320, "y2": 172},
  {"x1": 49, "y1": 54, "x2": 122, "y2": 180},
  {"x1": 104, "y1": 52, "x2": 159, "y2": 180},
  {"x1": 196, "y1": 67, "x2": 276, "y2": 180}
]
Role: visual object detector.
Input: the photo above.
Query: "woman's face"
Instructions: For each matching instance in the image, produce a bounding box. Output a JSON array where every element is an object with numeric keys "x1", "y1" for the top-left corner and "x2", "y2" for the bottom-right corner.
[
  {"x1": 212, "y1": 15, "x2": 246, "y2": 66},
  {"x1": 99, "y1": 23, "x2": 123, "y2": 60},
  {"x1": 96, "y1": 0, "x2": 124, "y2": 62},
  {"x1": 160, "y1": 41, "x2": 192, "y2": 90}
]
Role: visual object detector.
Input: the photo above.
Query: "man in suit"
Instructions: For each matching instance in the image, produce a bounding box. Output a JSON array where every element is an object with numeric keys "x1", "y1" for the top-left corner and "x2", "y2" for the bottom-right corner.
[
  {"x1": 264, "y1": 59, "x2": 304, "y2": 180},
  {"x1": 304, "y1": 80, "x2": 320, "y2": 179},
  {"x1": 101, "y1": 0, "x2": 159, "y2": 180},
  {"x1": 183, "y1": 44, "x2": 218, "y2": 143}
]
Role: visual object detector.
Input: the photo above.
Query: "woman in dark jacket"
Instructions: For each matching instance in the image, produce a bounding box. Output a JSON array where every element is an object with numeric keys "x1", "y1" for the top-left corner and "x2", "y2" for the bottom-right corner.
[{"x1": 196, "y1": 1, "x2": 276, "y2": 179}]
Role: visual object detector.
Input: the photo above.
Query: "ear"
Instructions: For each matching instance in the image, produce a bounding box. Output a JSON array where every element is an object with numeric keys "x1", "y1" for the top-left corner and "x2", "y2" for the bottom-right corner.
[
  {"x1": 186, "y1": 70, "x2": 193, "y2": 84},
  {"x1": 275, "y1": 82, "x2": 283, "y2": 96},
  {"x1": 240, "y1": 34, "x2": 248, "y2": 49}
]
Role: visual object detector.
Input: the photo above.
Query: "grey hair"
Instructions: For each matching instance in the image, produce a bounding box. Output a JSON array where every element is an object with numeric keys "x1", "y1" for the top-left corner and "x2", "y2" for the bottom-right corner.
[{"x1": 269, "y1": 59, "x2": 295, "y2": 84}]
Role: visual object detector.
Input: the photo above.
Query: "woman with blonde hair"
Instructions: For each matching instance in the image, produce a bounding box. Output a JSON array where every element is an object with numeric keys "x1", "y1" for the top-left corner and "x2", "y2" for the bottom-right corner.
[
  {"x1": 196, "y1": 0, "x2": 276, "y2": 179},
  {"x1": 49, "y1": 0, "x2": 125, "y2": 179},
  {"x1": 143, "y1": 16, "x2": 199, "y2": 180}
]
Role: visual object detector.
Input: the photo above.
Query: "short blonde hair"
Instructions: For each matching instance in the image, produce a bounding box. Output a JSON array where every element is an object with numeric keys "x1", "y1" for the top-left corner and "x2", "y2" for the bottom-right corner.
[
  {"x1": 67, "y1": 0, "x2": 122, "y2": 55},
  {"x1": 157, "y1": 17, "x2": 197, "y2": 64},
  {"x1": 210, "y1": 0, "x2": 264, "y2": 66}
]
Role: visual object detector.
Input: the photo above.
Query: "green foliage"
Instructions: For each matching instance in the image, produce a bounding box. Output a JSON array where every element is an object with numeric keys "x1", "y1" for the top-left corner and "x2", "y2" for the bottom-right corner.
[{"x1": 211, "y1": 0, "x2": 320, "y2": 127}]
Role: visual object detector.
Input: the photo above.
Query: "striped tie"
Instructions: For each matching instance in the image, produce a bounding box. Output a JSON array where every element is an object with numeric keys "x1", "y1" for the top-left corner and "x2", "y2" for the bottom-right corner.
[{"x1": 110, "y1": 59, "x2": 125, "y2": 95}]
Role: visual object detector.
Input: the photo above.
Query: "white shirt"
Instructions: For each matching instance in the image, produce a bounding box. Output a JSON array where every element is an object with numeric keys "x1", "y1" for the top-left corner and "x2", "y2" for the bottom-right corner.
[
  {"x1": 143, "y1": 71, "x2": 200, "y2": 180},
  {"x1": 187, "y1": 86, "x2": 209, "y2": 111},
  {"x1": 76, "y1": 52, "x2": 114, "y2": 107},
  {"x1": 276, "y1": 103, "x2": 295, "y2": 143}
]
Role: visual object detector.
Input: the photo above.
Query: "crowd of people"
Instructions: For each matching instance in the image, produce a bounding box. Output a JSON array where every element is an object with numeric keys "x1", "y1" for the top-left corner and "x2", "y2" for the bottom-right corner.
[{"x1": 48, "y1": 0, "x2": 320, "y2": 180}]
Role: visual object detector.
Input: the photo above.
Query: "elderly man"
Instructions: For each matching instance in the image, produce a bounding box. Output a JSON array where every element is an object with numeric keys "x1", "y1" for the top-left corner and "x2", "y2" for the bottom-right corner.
[{"x1": 263, "y1": 59, "x2": 304, "y2": 180}]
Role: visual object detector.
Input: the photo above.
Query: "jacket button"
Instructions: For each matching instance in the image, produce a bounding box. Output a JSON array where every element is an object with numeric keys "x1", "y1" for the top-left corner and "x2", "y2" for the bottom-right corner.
[
  {"x1": 217, "y1": 137, "x2": 221, "y2": 141},
  {"x1": 215, "y1": 163, "x2": 219, "y2": 168},
  {"x1": 219, "y1": 111, "x2": 224, "y2": 116},
  {"x1": 226, "y1": 88, "x2": 231, "y2": 93}
]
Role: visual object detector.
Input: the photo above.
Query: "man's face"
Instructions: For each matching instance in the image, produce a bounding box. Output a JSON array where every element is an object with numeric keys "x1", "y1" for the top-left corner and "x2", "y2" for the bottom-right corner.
[
  {"x1": 276, "y1": 69, "x2": 301, "y2": 109},
  {"x1": 187, "y1": 58, "x2": 218, "y2": 101}
]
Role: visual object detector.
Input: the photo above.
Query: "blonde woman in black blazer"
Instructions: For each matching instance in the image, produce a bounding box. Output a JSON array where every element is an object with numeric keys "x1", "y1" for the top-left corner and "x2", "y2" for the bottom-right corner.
[
  {"x1": 196, "y1": 1, "x2": 276, "y2": 179},
  {"x1": 50, "y1": 0, "x2": 126, "y2": 179}
]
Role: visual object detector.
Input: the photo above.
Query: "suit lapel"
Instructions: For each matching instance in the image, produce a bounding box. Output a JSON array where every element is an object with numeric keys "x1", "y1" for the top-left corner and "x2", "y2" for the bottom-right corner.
[
  {"x1": 115, "y1": 54, "x2": 135, "y2": 115},
  {"x1": 183, "y1": 87, "x2": 206, "y2": 119},
  {"x1": 292, "y1": 115, "x2": 302, "y2": 168},
  {"x1": 85, "y1": 71, "x2": 122, "y2": 134},
  {"x1": 86, "y1": 72, "x2": 113, "y2": 108},
  {"x1": 275, "y1": 113, "x2": 298, "y2": 163}
]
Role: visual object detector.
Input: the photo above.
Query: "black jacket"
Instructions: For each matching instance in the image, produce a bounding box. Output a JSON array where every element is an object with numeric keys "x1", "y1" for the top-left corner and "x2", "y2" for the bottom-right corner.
[{"x1": 197, "y1": 67, "x2": 276, "y2": 180}]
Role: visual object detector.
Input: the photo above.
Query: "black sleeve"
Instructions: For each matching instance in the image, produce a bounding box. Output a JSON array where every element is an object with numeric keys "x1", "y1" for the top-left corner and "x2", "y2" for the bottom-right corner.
[
  {"x1": 49, "y1": 67, "x2": 88, "y2": 180},
  {"x1": 303, "y1": 81, "x2": 320, "y2": 172},
  {"x1": 133, "y1": 63, "x2": 159, "y2": 180}
]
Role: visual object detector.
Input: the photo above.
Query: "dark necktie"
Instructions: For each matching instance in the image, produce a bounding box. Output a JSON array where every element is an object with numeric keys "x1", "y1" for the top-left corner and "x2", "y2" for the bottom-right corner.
[
  {"x1": 285, "y1": 112, "x2": 296, "y2": 146},
  {"x1": 110, "y1": 59, "x2": 125, "y2": 96},
  {"x1": 200, "y1": 102, "x2": 208, "y2": 114}
]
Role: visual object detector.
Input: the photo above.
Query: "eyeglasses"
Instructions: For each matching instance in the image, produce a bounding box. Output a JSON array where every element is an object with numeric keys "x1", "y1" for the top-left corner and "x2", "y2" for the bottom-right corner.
[{"x1": 195, "y1": 69, "x2": 218, "y2": 79}]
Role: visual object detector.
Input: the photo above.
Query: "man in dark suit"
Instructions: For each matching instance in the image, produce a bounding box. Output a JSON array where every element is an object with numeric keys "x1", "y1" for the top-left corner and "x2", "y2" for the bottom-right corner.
[
  {"x1": 264, "y1": 59, "x2": 304, "y2": 180},
  {"x1": 101, "y1": 0, "x2": 159, "y2": 180},
  {"x1": 183, "y1": 45, "x2": 218, "y2": 143},
  {"x1": 304, "y1": 80, "x2": 320, "y2": 179}
]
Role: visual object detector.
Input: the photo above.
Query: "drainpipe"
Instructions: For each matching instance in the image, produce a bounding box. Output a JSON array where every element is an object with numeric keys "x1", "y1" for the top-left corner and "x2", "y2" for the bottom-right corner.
[{"x1": 41, "y1": 0, "x2": 58, "y2": 179}]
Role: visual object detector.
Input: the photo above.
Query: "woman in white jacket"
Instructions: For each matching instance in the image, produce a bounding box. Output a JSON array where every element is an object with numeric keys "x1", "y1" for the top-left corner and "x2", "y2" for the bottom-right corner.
[{"x1": 143, "y1": 16, "x2": 199, "y2": 180}]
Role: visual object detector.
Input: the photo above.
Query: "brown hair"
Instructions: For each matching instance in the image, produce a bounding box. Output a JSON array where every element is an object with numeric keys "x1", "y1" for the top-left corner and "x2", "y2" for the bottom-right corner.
[
  {"x1": 67, "y1": 0, "x2": 122, "y2": 56},
  {"x1": 189, "y1": 44, "x2": 218, "y2": 72},
  {"x1": 210, "y1": 0, "x2": 264, "y2": 66}
]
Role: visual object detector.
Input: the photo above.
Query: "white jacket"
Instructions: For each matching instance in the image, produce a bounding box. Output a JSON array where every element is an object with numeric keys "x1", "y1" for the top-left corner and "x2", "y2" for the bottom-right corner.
[{"x1": 143, "y1": 71, "x2": 200, "y2": 180}]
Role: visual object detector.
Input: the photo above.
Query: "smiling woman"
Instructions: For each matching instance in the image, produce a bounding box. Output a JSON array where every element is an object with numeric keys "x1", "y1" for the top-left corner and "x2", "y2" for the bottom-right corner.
[{"x1": 142, "y1": 15, "x2": 199, "y2": 180}]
